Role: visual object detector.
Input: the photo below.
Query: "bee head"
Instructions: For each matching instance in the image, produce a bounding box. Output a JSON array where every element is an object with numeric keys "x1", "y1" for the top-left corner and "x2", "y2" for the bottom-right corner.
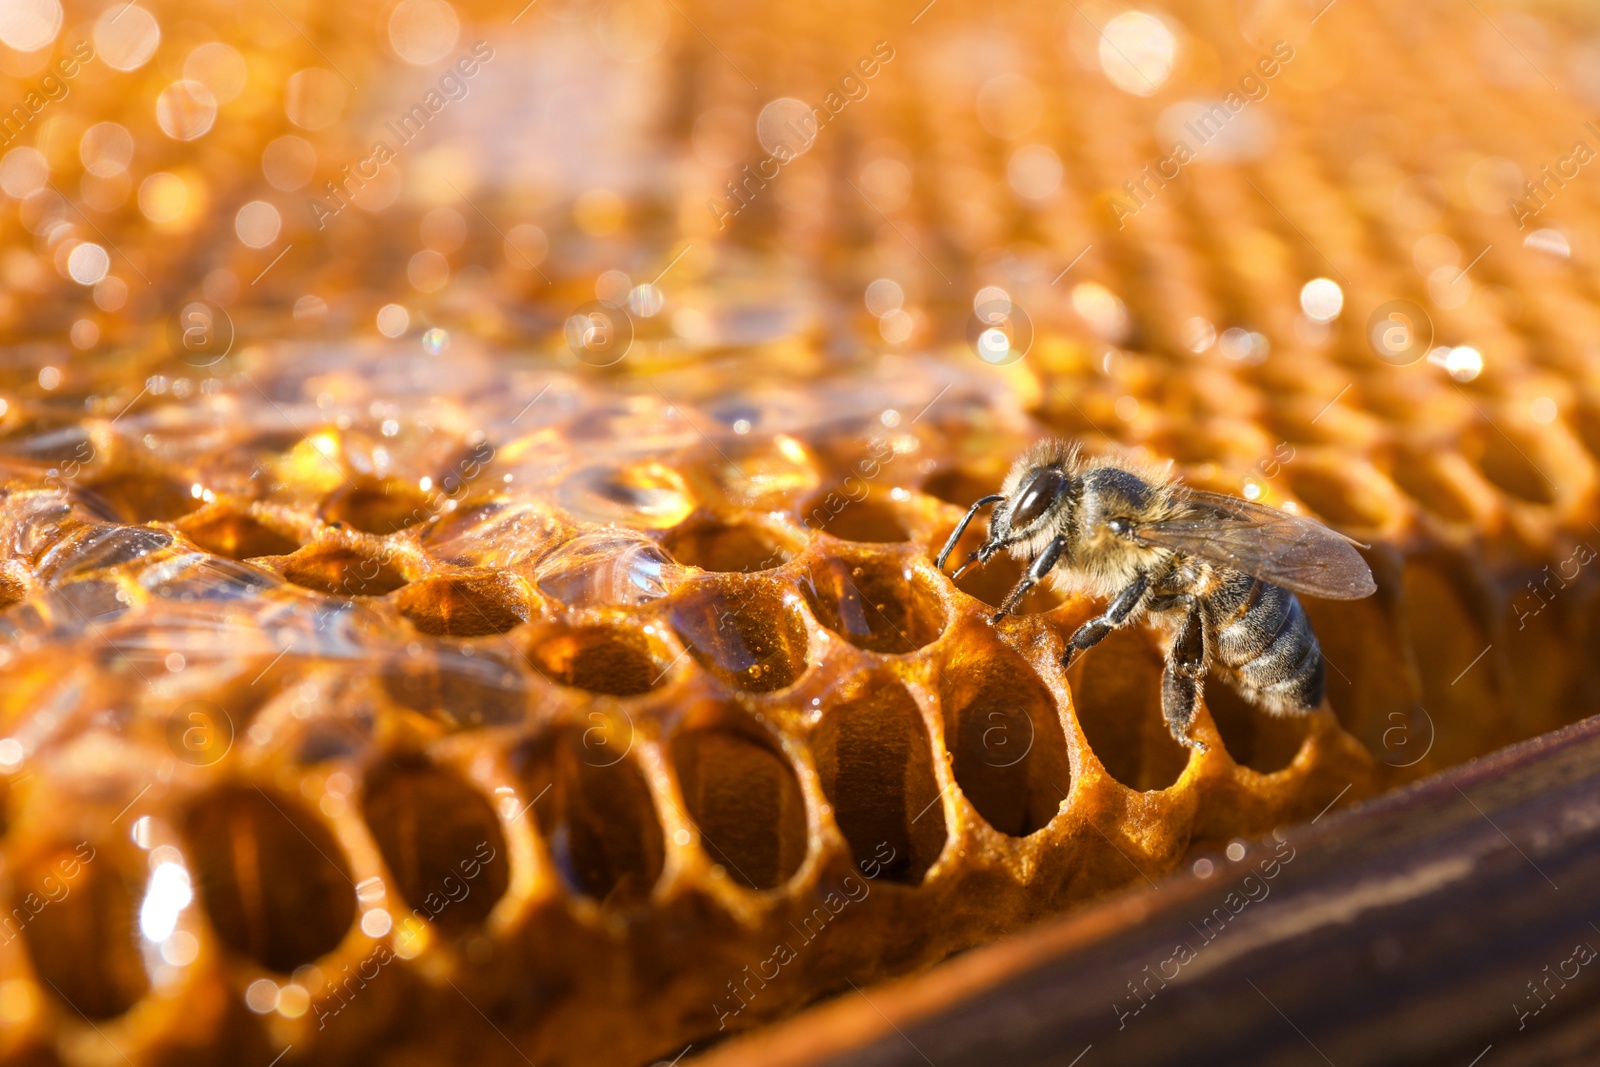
[
  {"x1": 998, "y1": 465, "x2": 1072, "y2": 538},
  {"x1": 936, "y1": 452, "x2": 1078, "y2": 578}
]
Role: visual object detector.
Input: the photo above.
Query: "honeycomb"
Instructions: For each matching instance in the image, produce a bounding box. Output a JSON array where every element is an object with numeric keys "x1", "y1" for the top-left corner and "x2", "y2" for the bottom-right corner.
[{"x1": 0, "y1": 0, "x2": 1597, "y2": 1063}]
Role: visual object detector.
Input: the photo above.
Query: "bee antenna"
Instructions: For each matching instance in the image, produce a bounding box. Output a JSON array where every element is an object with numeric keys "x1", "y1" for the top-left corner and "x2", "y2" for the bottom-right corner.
[{"x1": 935, "y1": 493, "x2": 1005, "y2": 572}]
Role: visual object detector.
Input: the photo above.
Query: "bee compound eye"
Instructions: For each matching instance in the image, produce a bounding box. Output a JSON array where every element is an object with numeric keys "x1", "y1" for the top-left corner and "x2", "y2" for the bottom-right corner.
[{"x1": 1009, "y1": 468, "x2": 1066, "y2": 528}]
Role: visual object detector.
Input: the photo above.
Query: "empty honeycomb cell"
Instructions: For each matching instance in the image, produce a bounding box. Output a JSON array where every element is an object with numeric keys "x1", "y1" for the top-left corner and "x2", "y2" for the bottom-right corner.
[
  {"x1": 662, "y1": 517, "x2": 800, "y2": 573},
  {"x1": 396, "y1": 574, "x2": 530, "y2": 637},
  {"x1": 179, "y1": 508, "x2": 302, "y2": 559},
  {"x1": 1027, "y1": 394, "x2": 1098, "y2": 441},
  {"x1": 1572, "y1": 399, "x2": 1600, "y2": 464},
  {"x1": 681, "y1": 435, "x2": 822, "y2": 511},
  {"x1": 1153, "y1": 420, "x2": 1272, "y2": 465},
  {"x1": 558, "y1": 461, "x2": 696, "y2": 529},
  {"x1": 519, "y1": 729, "x2": 665, "y2": 908},
  {"x1": 81, "y1": 471, "x2": 201, "y2": 523},
  {"x1": 669, "y1": 575, "x2": 810, "y2": 692},
  {"x1": 1281, "y1": 461, "x2": 1400, "y2": 530},
  {"x1": 419, "y1": 500, "x2": 504, "y2": 557},
  {"x1": 1299, "y1": 592, "x2": 1421, "y2": 759},
  {"x1": 1474, "y1": 428, "x2": 1561, "y2": 506},
  {"x1": 811, "y1": 683, "x2": 946, "y2": 884},
  {"x1": 322, "y1": 480, "x2": 431, "y2": 535},
  {"x1": 6, "y1": 5, "x2": 1600, "y2": 1061},
  {"x1": 380, "y1": 651, "x2": 530, "y2": 727},
  {"x1": 423, "y1": 500, "x2": 566, "y2": 568},
  {"x1": 361, "y1": 760, "x2": 510, "y2": 932},
  {"x1": 17, "y1": 847, "x2": 148, "y2": 1019},
  {"x1": 1071, "y1": 626, "x2": 1189, "y2": 792},
  {"x1": 931, "y1": 509, "x2": 1066, "y2": 615},
  {"x1": 937, "y1": 644, "x2": 1072, "y2": 837},
  {"x1": 800, "y1": 554, "x2": 946, "y2": 654},
  {"x1": 1258, "y1": 407, "x2": 1341, "y2": 448},
  {"x1": 525, "y1": 623, "x2": 671, "y2": 696},
  {"x1": 1387, "y1": 450, "x2": 1495, "y2": 527},
  {"x1": 1360, "y1": 377, "x2": 1473, "y2": 432},
  {"x1": 564, "y1": 398, "x2": 695, "y2": 447},
  {"x1": 182, "y1": 785, "x2": 357, "y2": 972},
  {"x1": 921, "y1": 466, "x2": 1009, "y2": 509},
  {"x1": 673, "y1": 727, "x2": 809, "y2": 890},
  {"x1": 947, "y1": 547, "x2": 1062, "y2": 614},
  {"x1": 1546, "y1": 600, "x2": 1600, "y2": 731},
  {"x1": 801, "y1": 492, "x2": 911, "y2": 543},
  {"x1": 282, "y1": 543, "x2": 408, "y2": 597},
  {"x1": 1205, "y1": 681, "x2": 1311, "y2": 774},
  {"x1": 1259, "y1": 400, "x2": 1384, "y2": 450},
  {"x1": 1402, "y1": 560, "x2": 1511, "y2": 763}
]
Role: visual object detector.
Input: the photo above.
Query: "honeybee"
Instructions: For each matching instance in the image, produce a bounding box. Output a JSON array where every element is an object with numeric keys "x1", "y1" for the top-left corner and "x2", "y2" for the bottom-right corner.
[{"x1": 935, "y1": 440, "x2": 1376, "y2": 752}]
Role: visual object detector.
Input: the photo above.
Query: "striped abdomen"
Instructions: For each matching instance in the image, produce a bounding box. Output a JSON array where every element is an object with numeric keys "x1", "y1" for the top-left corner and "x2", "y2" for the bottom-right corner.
[{"x1": 1205, "y1": 572, "x2": 1325, "y2": 713}]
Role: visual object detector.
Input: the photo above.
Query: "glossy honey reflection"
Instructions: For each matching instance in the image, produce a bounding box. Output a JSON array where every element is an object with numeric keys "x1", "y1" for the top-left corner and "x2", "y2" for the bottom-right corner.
[{"x1": 0, "y1": 0, "x2": 1593, "y2": 1063}]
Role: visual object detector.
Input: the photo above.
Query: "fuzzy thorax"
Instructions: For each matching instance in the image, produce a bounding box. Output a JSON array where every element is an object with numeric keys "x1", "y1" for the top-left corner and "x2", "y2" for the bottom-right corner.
[{"x1": 994, "y1": 440, "x2": 1182, "y2": 602}]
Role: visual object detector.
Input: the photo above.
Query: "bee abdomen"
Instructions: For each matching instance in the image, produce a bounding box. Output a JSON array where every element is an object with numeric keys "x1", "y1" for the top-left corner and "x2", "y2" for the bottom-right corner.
[{"x1": 1212, "y1": 579, "x2": 1325, "y2": 712}]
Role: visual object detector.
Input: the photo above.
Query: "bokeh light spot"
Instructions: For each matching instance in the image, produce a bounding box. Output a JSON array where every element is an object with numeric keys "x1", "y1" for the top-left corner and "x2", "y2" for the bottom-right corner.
[
  {"x1": 1300, "y1": 278, "x2": 1344, "y2": 322},
  {"x1": 94, "y1": 5, "x2": 160, "y2": 71},
  {"x1": 388, "y1": 0, "x2": 460, "y2": 65},
  {"x1": 407, "y1": 249, "x2": 450, "y2": 292},
  {"x1": 1099, "y1": 11, "x2": 1178, "y2": 96},
  {"x1": 66, "y1": 242, "x2": 109, "y2": 285},
  {"x1": 0, "y1": 147, "x2": 48, "y2": 199},
  {"x1": 757, "y1": 98, "x2": 818, "y2": 158},
  {"x1": 1007, "y1": 144, "x2": 1063, "y2": 201},
  {"x1": 0, "y1": 0, "x2": 62, "y2": 53},
  {"x1": 504, "y1": 223, "x2": 548, "y2": 269},
  {"x1": 138, "y1": 172, "x2": 190, "y2": 224},
  {"x1": 262, "y1": 135, "x2": 317, "y2": 191},
  {"x1": 285, "y1": 68, "x2": 347, "y2": 130},
  {"x1": 156, "y1": 80, "x2": 218, "y2": 141},
  {"x1": 865, "y1": 278, "x2": 904, "y2": 317},
  {"x1": 184, "y1": 42, "x2": 249, "y2": 105},
  {"x1": 235, "y1": 201, "x2": 282, "y2": 248},
  {"x1": 80, "y1": 123, "x2": 134, "y2": 177},
  {"x1": 377, "y1": 303, "x2": 410, "y2": 337}
]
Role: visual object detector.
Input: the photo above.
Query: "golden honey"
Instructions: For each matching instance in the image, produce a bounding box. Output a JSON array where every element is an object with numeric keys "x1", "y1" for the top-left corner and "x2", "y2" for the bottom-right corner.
[{"x1": 0, "y1": 0, "x2": 1598, "y2": 1063}]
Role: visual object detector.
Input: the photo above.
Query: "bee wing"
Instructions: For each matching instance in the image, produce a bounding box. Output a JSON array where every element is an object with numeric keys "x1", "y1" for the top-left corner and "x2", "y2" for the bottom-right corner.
[{"x1": 1130, "y1": 488, "x2": 1377, "y2": 600}]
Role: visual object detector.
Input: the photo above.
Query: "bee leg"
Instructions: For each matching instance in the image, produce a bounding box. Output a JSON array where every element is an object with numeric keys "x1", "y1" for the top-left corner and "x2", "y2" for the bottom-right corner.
[
  {"x1": 940, "y1": 556, "x2": 979, "y2": 579},
  {"x1": 1060, "y1": 573, "x2": 1150, "y2": 669},
  {"x1": 1162, "y1": 598, "x2": 1210, "y2": 754},
  {"x1": 936, "y1": 494, "x2": 1005, "y2": 572},
  {"x1": 991, "y1": 535, "x2": 1066, "y2": 623}
]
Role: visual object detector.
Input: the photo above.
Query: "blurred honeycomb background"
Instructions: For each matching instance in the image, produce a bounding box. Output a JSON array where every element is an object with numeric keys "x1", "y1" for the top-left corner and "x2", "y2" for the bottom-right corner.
[{"x1": 0, "y1": 0, "x2": 1598, "y2": 1063}]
